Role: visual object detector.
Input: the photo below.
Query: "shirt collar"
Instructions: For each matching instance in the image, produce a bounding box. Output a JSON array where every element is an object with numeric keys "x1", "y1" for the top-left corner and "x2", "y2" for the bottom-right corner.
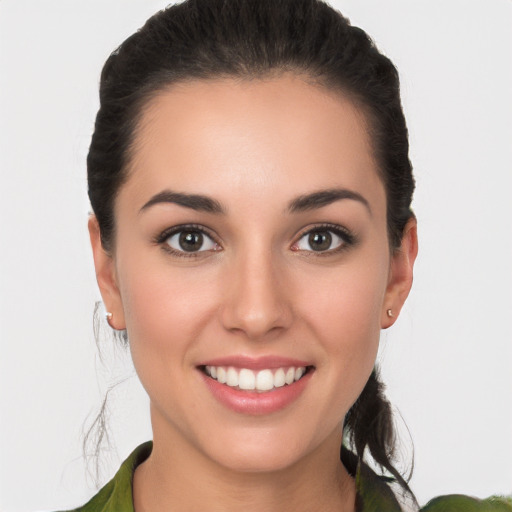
[{"x1": 100, "y1": 441, "x2": 403, "y2": 512}]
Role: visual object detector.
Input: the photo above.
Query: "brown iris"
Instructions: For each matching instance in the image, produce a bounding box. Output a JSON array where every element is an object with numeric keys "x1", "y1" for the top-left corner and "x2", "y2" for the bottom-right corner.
[
  {"x1": 308, "y1": 230, "x2": 332, "y2": 251},
  {"x1": 179, "y1": 231, "x2": 204, "y2": 251}
]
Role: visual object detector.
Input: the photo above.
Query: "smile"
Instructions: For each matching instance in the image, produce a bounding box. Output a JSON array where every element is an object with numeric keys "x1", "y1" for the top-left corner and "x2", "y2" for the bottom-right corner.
[
  {"x1": 198, "y1": 357, "x2": 315, "y2": 414},
  {"x1": 203, "y1": 365, "x2": 309, "y2": 392}
]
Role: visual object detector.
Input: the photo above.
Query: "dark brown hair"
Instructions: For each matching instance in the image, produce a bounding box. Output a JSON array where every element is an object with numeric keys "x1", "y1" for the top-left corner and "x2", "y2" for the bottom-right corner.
[{"x1": 86, "y1": 0, "x2": 415, "y2": 496}]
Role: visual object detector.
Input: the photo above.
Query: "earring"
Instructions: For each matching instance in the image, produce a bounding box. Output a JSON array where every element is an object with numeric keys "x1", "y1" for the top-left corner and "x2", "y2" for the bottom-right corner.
[
  {"x1": 386, "y1": 309, "x2": 393, "y2": 318},
  {"x1": 105, "y1": 311, "x2": 114, "y2": 327}
]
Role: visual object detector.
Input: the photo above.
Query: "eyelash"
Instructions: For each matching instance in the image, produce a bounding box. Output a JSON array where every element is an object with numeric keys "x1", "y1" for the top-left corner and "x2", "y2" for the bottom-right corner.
[
  {"x1": 154, "y1": 223, "x2": 356, "y2": 258},
  {"x1": 154, "y1": 224, "x2": 221, "y2": 259},
  {"x1": 292, "y1": 223, "x2": 356, "y2": 256}
]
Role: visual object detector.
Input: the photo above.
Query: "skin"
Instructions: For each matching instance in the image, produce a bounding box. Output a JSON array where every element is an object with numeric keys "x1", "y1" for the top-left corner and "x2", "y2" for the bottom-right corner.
[{"x1": 89, "y1": 74, "x2": 417, "y2": 512}]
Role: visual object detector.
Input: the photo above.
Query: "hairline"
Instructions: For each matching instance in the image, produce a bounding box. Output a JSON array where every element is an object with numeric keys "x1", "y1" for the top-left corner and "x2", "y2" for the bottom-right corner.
[{"x1": 107, "y1": 69, "x2": 392, "y2": 253}]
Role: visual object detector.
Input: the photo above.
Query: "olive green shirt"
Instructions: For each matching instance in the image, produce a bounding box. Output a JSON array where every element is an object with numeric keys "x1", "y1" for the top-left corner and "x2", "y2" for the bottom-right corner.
[{"x1": 62, "y1": 442, "x2": 512, "y2": 512}]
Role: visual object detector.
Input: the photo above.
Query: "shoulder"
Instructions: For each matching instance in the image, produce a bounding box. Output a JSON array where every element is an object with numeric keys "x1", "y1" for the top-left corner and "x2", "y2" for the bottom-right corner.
[
  {"x1": 420, "y1": 494, "x2": 512, "y2": 512},
  {"x1": 56, "y1": 441, "x2": 153, "y2": 512},
  {"x1": 350, "y1": 453, "x2": 512, "y2": 512}
]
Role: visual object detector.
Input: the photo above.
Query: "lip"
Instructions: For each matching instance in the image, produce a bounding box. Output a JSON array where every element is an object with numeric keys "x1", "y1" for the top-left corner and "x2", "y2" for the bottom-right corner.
[
  {"x1": 197, "y1": 356, "x2": 314, "y2": 415},
  {"x1": 198, "y1": 355, "x2": 311, "y2": 371}
]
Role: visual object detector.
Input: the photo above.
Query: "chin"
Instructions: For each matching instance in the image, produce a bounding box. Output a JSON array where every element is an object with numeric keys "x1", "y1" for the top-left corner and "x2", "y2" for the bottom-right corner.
[
  {"x1": 200, "y1": 426, "x2": 321, "y2": 475},
  {"x1": 215, "y1": 448, "x2": 302, "y2": 474}
]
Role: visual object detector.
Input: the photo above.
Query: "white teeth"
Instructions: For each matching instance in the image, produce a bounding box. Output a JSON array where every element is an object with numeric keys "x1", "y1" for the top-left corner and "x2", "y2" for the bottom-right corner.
[
  {"x1": 226, "y1": 367, "x2": 239, "y2": 387},
  {"x1": 285, "y1": 367, "x2": 295, "y2": 385},
  {"x1": 238, "y1": 368, "x2": 256, "y2": 390},
  {"x1": 256, "y1": 369, "x2": 274, "y2": 391},
  {"x1": 217, "y1": 367, "x2": 227, "y2": 384},
  {"x1": 205, "y1": 365, "x2": 308, "y2": 391},
  {"x1": 274, "y1": 368, "x2": 286, "y2": 388}
]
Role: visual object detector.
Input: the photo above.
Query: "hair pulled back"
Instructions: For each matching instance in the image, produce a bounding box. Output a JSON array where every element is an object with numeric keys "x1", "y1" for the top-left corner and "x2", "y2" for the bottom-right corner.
[{"x1": 87, "y1": 0, "x2": 415, "y2": 494}]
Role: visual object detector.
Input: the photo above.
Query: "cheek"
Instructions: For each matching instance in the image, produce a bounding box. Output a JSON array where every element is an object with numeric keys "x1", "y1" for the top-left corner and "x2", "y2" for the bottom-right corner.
[
  {"x1": 308, "y1": 281, "x2": 381, "y2": 374},
  {"x1": 299, "y1": 258, "x2": 388, "y2": 341},
  {"x1": 116, "y1": 254, "x2": 218, "y2": 369},
  {"x1": 295, "y1": 255, "x2": 389, "y2": 393}
]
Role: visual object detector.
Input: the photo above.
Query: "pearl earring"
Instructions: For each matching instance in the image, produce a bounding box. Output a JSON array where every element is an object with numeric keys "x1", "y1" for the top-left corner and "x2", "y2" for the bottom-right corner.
[{"x1": 386, "y1": 309, "x2": 393, "y2": 318}]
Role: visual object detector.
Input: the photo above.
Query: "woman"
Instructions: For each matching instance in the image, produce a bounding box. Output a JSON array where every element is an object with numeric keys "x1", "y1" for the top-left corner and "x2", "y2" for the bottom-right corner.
[
  {"x1": 59, "y1": 1, "x2": 511, "y2": 510},
  {"x1": 2, "y1": 0, "x2": 509, "y2": 510}
]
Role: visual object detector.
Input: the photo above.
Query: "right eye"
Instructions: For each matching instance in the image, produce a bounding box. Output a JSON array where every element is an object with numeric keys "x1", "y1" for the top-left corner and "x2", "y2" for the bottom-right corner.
[
  {"x1": 294, "y1": 228, "x2": 346, "y2": 253},
  {"x1": 165, "y1": 228, "x2": 219, "y2": 254}
]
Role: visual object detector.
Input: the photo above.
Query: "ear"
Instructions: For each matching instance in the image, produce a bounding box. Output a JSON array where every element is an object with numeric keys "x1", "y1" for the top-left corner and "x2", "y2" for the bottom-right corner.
[
  {"x1": 88, "y1": 216, "x2": 126, "y2": 330},
  {"x1": 381, "y1": 217, "x2": 418, "y2": 329}
]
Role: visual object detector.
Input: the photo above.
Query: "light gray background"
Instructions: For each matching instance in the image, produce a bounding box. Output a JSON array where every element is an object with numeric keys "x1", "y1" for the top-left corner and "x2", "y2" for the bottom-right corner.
[{"x1": 1, "y1": 1, "x2": 511, "y2": 510}]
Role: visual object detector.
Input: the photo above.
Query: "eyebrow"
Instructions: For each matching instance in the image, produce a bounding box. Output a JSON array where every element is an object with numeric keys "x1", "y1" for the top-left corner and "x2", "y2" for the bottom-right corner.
[
  {"x1": 139, "y1": 187, "x2": 371, "y2": 216},
  {"x1": 139, "y1": 190, "x2": 226, "y2": 214},
  {"x1": 288, "y1": 188, "x2": 372, "y2": 215}
]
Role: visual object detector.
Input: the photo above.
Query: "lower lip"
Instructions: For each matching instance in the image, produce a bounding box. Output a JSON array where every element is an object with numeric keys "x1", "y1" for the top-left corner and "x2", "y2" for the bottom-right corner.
[{"x1": 200, "y1": 369, "x2": 313, "y2": 415}]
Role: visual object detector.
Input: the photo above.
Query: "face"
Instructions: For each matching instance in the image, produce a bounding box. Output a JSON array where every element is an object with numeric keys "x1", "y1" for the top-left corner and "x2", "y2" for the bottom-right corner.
[{"x1": 91, "y1": 74, "x2": 416, "y2": 474}]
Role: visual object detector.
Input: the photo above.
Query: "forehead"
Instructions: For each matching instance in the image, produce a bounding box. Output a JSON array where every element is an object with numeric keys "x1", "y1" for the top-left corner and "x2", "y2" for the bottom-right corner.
[{"x1": 123, "y1": 74, "x2": 385, "y2": 212}]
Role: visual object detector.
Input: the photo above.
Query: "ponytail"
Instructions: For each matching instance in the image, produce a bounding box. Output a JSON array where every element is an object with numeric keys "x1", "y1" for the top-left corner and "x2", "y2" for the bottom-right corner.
[{"x1": 343, "y1": 368, "x2": 415, "y2": 498}]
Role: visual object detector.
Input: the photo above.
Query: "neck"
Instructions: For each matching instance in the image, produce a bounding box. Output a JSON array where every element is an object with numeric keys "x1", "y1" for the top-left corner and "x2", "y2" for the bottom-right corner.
[{"x1": 133, "y1": 412, "x2": 356, "y2": 512}]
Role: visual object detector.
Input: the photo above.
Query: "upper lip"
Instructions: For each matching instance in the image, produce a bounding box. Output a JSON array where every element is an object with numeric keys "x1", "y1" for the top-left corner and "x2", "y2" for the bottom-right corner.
[{"x1": 198, "y1": 355, "x2": 313, "y2": 371}]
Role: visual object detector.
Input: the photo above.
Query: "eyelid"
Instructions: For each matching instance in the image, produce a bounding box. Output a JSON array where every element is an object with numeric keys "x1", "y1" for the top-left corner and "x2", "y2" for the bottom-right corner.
[
  {"x1": 153, "y1": 222, "x2": 355, "y2": 257},
  {"x1": 154, "y1": 223, "x2": 222, "y2": 257},
  {"x1": 291, "y1": 223, "x2": 356, "y2": 253}
]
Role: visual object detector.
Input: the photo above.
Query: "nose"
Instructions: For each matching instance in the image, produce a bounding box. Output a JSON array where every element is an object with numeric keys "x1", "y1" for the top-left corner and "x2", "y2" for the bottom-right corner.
[{"x1": 220, "y1": 248, "x2": 293, "y2": 340}]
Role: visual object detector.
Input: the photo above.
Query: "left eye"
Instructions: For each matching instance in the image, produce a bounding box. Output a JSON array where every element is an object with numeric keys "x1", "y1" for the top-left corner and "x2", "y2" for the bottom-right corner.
[
  {"x1": 165, "y1": 229, "x2": 218, "y2": 253},
  {"x1": 294, "y1": 229, "x2": 346, "y2": 252}
]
